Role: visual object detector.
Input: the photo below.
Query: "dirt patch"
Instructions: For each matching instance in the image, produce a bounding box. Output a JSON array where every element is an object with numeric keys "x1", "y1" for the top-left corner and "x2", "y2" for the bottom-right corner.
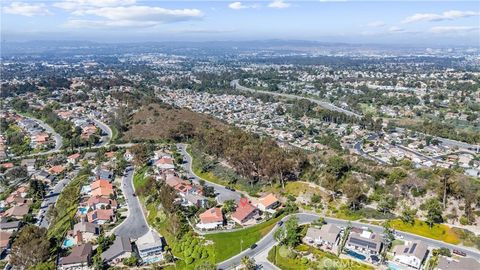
[{"x1": 122, "y1": 103, "x2": 226, "y2": 141}]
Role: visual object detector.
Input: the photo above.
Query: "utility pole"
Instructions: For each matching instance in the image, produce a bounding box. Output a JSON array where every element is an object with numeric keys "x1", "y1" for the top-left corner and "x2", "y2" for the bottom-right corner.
[{"x1": 240, "y1": 239, "x2": 243, "y2": 252}]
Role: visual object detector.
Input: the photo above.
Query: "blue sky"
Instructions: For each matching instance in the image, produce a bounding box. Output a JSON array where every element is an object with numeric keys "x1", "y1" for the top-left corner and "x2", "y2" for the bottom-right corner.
[{"x1": 2, "y1": 0, "x2": 479, "y2": 45}]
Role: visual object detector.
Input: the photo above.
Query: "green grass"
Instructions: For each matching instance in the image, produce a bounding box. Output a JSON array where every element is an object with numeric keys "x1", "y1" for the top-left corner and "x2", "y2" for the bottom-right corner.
[
  {"x1": 388, "y1": 219, "x2": 460, "y2": 245},
  {"x1": 206, "y1": 215, "x2": 283, "y2": 263},
  {"x1": 132, "y1": 166, "x2": 148, "y2": 191},
  {"x1": 268, "y1": 244, "x2": 373, "y2": 270},
  {"x1": 110, "y1": 126, "x2": 119, "y2": 142},
  {"x1": 47, "y1": 174, "x2": 89, "y2": 241}
]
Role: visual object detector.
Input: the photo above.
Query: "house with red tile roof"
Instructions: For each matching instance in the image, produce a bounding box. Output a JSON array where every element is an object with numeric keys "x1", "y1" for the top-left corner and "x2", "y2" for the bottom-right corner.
[
  {"x1": 165, "y1": 174, "x2": 192, "y2": 194},
  {"x1": 255, "y1": 193, "x2": 280, "y2": 212},
  {"x1": 49, "y1": 165, "x2": 65, "y2": 175},
  {"x1": 90, "y1": 180, "x2": 114, "y2": 198},
  {"x1": 87, "y1": 209, "x2": 115, "y2": 225},
  {"x1": 67, "y1": 153, "x2": 81, "y2": 164},
  {"x1": 196, "y1": 207, "x2": 224, "y2": 230},
  {"x1": 231, "y1": 203, "x2": 260, "y2": 226},
  {"x1": 85, "y1": 196, "x2": 117, "y2": 210}
]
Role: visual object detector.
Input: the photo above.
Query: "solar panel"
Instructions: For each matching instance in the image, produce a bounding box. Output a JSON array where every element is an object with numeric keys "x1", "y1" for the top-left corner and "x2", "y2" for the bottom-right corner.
[
  {"x1": 404, "y1": 247, "x2": 409, "y2": 253},
  {"x1": 409, "y1": 243, "x2": 417, "y2": 253},
  {"x1": 349, "y1": 237, "x2": 378, "y2": 250}
]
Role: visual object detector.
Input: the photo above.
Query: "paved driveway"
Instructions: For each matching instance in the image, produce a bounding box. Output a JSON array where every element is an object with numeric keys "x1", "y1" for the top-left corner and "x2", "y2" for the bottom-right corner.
[{"x1": 113, "y1": 168, "x2": 149, "y2": 239}]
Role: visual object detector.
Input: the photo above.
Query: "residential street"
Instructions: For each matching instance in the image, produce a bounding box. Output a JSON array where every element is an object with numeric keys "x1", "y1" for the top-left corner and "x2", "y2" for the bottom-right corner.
[
  {"x1": 30, "y1": 116, "x2": 63, "y2": 152},
  {"x1": 113, "y1": 168, "x2": 150, "y2": 239},
  {"x1": 218, "y1": 213, "x2": 480, "y2": 269},
  {"x1": 176, "y1": 143, "x2": 242, "y2": 204},
  {"x1": 37, "y1": 168, "x2": 80, "y2": 228},
  {"x1": 91, "y1": 118, "x2": 112, "y2": 147}
]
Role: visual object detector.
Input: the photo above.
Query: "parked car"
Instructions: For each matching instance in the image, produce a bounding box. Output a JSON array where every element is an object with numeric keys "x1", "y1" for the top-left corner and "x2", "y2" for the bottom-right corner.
[
  {"x1": 250, "y1": 244, "x2": 257, "y2": 249},
  {"x1": 225, "y1": 186, "x2": 235, "y2": 191},
  {"x1": 453, "y1": 249, "x2": 466, "y2": 257},
  {"x1": 277, "y1": 221, "x2": 284, "y2": 226}
]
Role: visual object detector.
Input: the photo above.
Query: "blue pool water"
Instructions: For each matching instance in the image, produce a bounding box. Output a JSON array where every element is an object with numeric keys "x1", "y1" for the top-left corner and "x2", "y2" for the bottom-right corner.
[
  {"x1": 78, "y1": 207, "x2": 88, "y2": 215},
  {"x1": 346, "y1": 250, "x2": 367, "y2": 261},
  {"x1": 63, "y1": 238, "x2": 74, "y2": 248},
  {"x1": 143, "y1": 257, "x2": 162, "y2": 265},
  {"x1": 388, "y1": 263, "x2": 402, "y2": 270}
]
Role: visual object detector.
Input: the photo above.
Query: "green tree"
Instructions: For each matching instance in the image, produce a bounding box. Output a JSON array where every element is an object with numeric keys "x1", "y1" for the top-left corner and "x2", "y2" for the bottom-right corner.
[
  {"x1": 274, "y1": 217, "x2": 300, "y2": 248},
  {"x1": 400, "y1": 206, "x2": 417, "y2": 225},
  {"x1": 240, "y1": 256, "x2": 256, "y2": 270},
  {"x1": 424, "y1": 198, "x2": 443, "y2": 228},
  {"x1": 9, "y1": 225, "x2": 50, "y2": 269}
]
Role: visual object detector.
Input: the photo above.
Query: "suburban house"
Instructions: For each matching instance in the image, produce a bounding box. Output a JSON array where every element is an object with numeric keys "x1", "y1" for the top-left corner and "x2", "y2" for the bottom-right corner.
[
  {"x1": 255, "y1": 193, "x2": 280, "y2": 212},
  {"x1": 49, "y1": 165, "x2": 65, "y2": 175},
  {"x1": 182, "y1": 193, "x2": 208, "y2": 208},
  {"x1": 4, "y1": 204, "x2": 29, "y2": 219},
  {"x1": 346, "y1": 229, "x2": 383, "y2": 255},
  {"x1": 87, "y1": 209, "x2": 115, "y2": 225},
  {"x1": 0, "y1": 220, "x2": 21, "y2": 233},
  {"x1": 436, "y1": 256, "x2": 480, "y2": 270},
  {"x1": 73, "y1": 221, "x2": 101, "y2": 243},
  {"x1": 155, "y1": 156, "x2": 175, "y2": 170},
  {"x1": 165, "y1": 174, "x2": 192, "y2": 194},
  {"x1": 21, "y1": 158, "x2": 36, "y2": 172},
  {"x1": 90, "y1": 179, "x2": 114, "y2": 198},
  {"x1": 196, "y1": 208, "x2": 224, "y2": 230},
  {"x1": 392, "y1": 241, "x2": 429, "y2": 269},
  {"x1": 0, "y1": 231, "x2": 12, "y2": 258},
  {"x1": 304, "y1": 224, "x2": 341, "y2": 250},
  {"x1": 96, "y1": 169, "x2": 113, "y2": 182},
  {"x1": 231, "y1": 203, "x2": 260, "y2": 226},
  {"x1": 58, "y1": 243, "x2": 93, "y2": 270},
  {"x1": 85, "y1": 196, "x2": 117, "y2": 210},
  {"x1": 67, "y1": 153, "x2": 81, "y2": 164},
  {"x1": 136, "y1": 230, "x2": 164, "y2": 263},
  {"x1": 101, "y1": 236, "x2": 134, "y2": 265}
]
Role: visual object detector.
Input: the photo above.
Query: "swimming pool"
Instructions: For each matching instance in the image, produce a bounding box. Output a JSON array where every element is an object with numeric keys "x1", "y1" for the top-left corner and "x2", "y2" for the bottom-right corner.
[
  {"x1": 63, "y1": 238, "x2": 74, "y2": 248},
  {"x1": 78, "y1": 207, "x2": 88, "y2": 215},
  {"x1": 142, "y1": 256, "x2": 163, "y2": 265},
  {"x1": 388, "y1": 262, "x2": 402, "y2": 270},
  {"x1": 346, "y1": 250, "x2": 367, "y2": 261}
]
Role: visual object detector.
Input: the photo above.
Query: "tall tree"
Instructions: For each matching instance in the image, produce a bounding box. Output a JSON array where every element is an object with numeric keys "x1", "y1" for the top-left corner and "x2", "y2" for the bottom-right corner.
[{"x1": 10, "y1": 225, "x2": 50, "y2": 269}]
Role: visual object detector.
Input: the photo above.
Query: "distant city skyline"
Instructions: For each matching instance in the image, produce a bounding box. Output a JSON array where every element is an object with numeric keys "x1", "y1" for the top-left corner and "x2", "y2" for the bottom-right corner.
[{"x1": 2, "y1": 0, "x2": 479, "y2": 46}]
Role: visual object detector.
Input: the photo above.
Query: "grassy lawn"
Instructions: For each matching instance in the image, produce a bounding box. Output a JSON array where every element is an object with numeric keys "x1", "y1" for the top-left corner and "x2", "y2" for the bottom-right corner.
[
  {"x1": 268, "y1": 244, "x2": 373, "y2": 270},
  {"x1": 133, "y1": 166, "x2": 148, "y2": 191},
  {"x1": 110, "y1": 125, "x2": 119, "y2": 142},
  {"x1": 388, "y1": 219, "x2": 460, "y2": 245},
  {"x1": 206, "y1": 215, "x2": 283, "y2": 263},
  {"x1": 47, "y1": 174, "x2": 89, "y2": 241}
]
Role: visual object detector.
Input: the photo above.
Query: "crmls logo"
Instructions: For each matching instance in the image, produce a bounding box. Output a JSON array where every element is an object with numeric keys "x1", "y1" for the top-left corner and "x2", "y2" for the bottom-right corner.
[{"x1": 316, "y1": 257, "x2": 360, "y2": 270}]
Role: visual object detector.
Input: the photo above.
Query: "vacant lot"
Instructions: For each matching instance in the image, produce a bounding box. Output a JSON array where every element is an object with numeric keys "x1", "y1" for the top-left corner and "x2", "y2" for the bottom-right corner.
[{"x1": 122, "y1": 103, "x2": 225, "y2": 141}]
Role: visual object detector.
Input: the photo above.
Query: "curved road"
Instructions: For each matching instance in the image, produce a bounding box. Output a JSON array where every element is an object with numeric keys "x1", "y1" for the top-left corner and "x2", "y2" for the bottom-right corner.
[
  {"x1": 176, "y1": 143, "x2": 241, "y2": 204},
  {"x1": 218, "y1": 213, "x2": 480, "y2": 269},
  {"x1": 31, "y1": 116, "x2": 63, "y2": 152},
  {"x1": 113, "y1": 167, "x2": 150, "y2": 239},
  {"x1": 91, "y1": 118, "x2": 113, "y2": 148},
  {"x1": 231, "y1": 80, "x2": 362, "y2": 118}
]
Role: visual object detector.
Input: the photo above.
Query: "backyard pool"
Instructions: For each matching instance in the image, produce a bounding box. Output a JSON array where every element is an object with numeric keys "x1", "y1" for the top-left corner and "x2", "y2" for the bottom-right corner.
[
  {"x1": 388, "y1": 262, "x2": 402, "y2": 270},
  {"x1": 142, "y1": 256, "x2": 163, "y2": 265},
  {"x1": 346, "y1": 250, "x2": 367, "y2": 261},
  {"x1": 78, "y1": 207, "x2": 88, "y2": 215},
  {"x1": 63, "y1": 238, "x2": 74, "y2": 248}
]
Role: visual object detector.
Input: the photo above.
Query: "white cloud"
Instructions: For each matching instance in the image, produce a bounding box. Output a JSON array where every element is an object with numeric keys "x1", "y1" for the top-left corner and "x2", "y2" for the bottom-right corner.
[
  {"x1": 429, "y1": 26, "x2": 479, "y2": 34},
  {"x1": 53, "y1": 0, "x2": 136, "y2": 11},
  {"x1": 268, "y1": 0, "x2": 290, "y2": 9},
  {"x1": 3, "y1": 2, "x2": 52, "y2": 16},
  {"x1": 402, "y1": 10, "x2": 479, "y2": 24},
  {"x1": 388, "y1": 26, "x2": 405, "y2": 32},
  {"x1": 64, "y1": 5, "x2": 203, "y2": 28},
  {"x1": 367, "y1": 21, "x2": 385, "y2": 27},
  {"x1": 229, "y1": 2, "x2": 247, "y2": 10}
]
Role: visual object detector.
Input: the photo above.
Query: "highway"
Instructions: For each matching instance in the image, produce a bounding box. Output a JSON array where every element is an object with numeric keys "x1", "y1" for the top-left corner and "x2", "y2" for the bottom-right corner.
[
  {"x1": 176, "y1": 143, "x2": 242, "y2": 204},
  {"x1": 113, "y1": 167, "x2": 150, "y2": 239},
  {"x1": 36, "y1": 168, "x2": 80, "y2": 228},
  {"x1": 231, "y1": 80, "x2": 362, "y2": 118},
  {"x1": 218, "y1": 212, "x2": 480, "y2": 269}
]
